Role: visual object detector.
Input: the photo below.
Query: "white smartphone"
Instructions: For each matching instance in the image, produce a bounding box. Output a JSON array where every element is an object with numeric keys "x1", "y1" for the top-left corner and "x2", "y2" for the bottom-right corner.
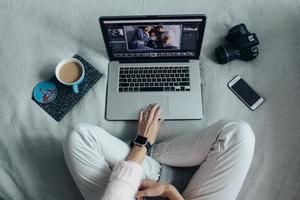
[{"x1": 228, "y1": 75, "x2": 264, "y2": 111}]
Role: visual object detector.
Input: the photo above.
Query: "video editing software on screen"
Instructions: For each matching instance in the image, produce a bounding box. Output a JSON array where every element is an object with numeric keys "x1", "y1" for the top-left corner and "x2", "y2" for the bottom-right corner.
[{"x1": 103, "y1": 19, "x2": 203, "y2": 58}]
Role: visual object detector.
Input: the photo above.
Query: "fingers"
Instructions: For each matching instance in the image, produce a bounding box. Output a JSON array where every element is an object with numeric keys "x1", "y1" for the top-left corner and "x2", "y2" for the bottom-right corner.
[
  {"x1": 148, "y1": 104, "x2": 159, "y2": 122},
  {"x1": 154, "y1": 106, "x2": 161, "y2": 122},
  {"x1": 136, "y1": 189, "x2": 151, "y2": 199},
  {"x1": 146, "y1": 104, "x2": 152, "y2": 113},
  {"x1": 136, "y1": 180, "x2": 161, "y2": 199},
  {"x1": 141, "y1": 104, "x2": 161, "y2": 122},
  {"x1": 143, "y1": 104, "x2": 152, "y2": 119},
  {"x1": 138, "y1": 180, "x2": 149, "y2": 190},
  {"x1": 139, "y1": 109, "x2": 144, "y2": 122},
  {"x1": 140, "y1": 180, "x2": 156, "y2": 188},
  {"x1": 138, "y1": 180, "x2": 156, "y2": 192}
]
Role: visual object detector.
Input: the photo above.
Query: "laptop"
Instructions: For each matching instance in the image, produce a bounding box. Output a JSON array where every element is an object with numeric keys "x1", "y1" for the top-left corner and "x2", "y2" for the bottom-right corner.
[{"x1": 99, "y1": 15, "x2": 206, "y2": 120}]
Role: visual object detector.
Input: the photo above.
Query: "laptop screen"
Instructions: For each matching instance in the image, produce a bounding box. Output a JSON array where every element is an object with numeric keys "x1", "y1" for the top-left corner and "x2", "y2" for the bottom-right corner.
[{"x1": 100, "y1": 15, "x2": 206, "y2": 60}]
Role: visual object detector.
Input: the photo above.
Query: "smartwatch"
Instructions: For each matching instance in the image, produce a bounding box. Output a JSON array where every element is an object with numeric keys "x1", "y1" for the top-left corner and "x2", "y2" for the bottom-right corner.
[{"x1": 131, "y1": 135, "x2": 153, "y2": 153}]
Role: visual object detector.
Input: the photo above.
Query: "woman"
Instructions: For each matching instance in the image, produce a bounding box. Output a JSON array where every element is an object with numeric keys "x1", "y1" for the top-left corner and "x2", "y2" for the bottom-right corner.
[{"x1": 63, "y1": 104, "x2": 255, "y2": 200}]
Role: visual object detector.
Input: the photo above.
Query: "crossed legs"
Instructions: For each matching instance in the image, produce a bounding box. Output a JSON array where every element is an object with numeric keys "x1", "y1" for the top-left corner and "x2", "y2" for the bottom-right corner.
[{"x1": 63, "y1": 120, "x2": 255, "y2": 200}]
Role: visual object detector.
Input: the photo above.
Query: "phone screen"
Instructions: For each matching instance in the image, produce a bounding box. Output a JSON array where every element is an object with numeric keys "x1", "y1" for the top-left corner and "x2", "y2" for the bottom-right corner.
[{"x1": 231, "y1": 79, "x2": 261, "y2": 106}]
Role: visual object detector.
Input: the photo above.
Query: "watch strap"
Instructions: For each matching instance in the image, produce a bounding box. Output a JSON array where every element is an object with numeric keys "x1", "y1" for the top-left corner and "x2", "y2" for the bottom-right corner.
[{"x1": 144, "y1": 141, "x2": 152, "y2": 154}]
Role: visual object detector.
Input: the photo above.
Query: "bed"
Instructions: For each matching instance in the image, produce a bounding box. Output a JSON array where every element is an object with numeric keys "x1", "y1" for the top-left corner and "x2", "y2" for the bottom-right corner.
[{"x1": 0, "y1": 0, "x2": 299, "y2": 199}]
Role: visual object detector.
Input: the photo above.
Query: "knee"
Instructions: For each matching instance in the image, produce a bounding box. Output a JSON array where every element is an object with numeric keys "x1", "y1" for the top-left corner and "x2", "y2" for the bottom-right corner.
[
  {"x1": 63, "y1": 123, "x2": 86, "y2": 155},
  {"x1": 63, "y1": 123, "x2": 106, "y2": 156},
  {"x1": 220, "y1": 120, "x2": 255, "y2": 150},
  {"x1": 64, "y1": 123, "x2": 88, "y2": 146}
]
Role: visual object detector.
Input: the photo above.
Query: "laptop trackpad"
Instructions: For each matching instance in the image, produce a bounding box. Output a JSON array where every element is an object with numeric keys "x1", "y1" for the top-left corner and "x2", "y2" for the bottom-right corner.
[{"x1": 139, "y1": 96, "x2": 169, "y2": 117}]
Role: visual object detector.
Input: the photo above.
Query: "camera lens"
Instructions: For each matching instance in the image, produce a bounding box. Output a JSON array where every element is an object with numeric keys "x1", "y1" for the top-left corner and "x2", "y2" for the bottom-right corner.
[
  {"x1": 215, "y1": 44, "x2": 240, "y2": 64},
  {"x1": 226, "y1": 24, "x2": 248, "y2": 42}
]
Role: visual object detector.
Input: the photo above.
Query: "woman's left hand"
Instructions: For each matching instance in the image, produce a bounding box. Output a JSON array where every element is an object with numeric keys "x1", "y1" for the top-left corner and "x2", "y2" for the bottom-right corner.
[
  {"x1": 136, "y1": 180, "x2": 169, "y2": 200},
  {"x1": 136, "y1": 180, "x2": 184, "y2": 200}
]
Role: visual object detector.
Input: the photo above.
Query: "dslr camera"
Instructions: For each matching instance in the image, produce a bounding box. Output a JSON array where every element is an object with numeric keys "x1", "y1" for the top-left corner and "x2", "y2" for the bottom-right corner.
[{"x1": 215, "y1": 24, "x2": 259, "y2": 64}]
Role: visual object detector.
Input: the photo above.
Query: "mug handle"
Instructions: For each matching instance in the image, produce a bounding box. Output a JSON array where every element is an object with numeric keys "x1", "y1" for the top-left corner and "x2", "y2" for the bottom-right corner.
[{"x1": 72, "y1": 84, "x2": 79, "y2": 93}]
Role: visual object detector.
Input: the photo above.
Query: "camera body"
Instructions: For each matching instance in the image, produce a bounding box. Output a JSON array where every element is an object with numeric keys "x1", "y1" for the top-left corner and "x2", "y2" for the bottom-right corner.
[{"x1": 215, "y1": 24, "x2": 259, "y2": 64}]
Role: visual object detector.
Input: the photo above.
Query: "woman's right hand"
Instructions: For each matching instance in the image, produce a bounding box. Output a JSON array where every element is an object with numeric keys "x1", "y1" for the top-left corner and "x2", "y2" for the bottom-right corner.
[
  {"x1": 127, "y1": 104, "x2": 161, "y2": 164},
  {"x1": 137, "y1": 104, "x2": 162, "y2": 144}
]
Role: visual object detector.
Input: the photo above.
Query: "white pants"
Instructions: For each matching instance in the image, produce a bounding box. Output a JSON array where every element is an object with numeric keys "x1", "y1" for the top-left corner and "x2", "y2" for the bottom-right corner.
[{"x1": 63, "y1": 120, "x2": 255, "y2": 200}]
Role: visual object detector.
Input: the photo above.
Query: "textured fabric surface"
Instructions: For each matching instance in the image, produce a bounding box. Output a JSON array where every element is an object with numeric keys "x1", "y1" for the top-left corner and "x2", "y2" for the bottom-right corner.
[{"x1": 0, "y1": 0, "x2": 299, "y2": 200}]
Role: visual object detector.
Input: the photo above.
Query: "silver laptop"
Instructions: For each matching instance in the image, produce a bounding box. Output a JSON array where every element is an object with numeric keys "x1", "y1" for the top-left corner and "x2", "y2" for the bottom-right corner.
[{"x1": 99, "y1": 15, "x2": 207, "y2": 120}]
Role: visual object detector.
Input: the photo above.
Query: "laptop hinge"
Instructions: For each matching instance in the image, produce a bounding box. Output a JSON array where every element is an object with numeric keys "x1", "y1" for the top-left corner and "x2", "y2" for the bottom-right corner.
[{"x1": 118, "y1": 58, "x2": 189, "y2": 63}]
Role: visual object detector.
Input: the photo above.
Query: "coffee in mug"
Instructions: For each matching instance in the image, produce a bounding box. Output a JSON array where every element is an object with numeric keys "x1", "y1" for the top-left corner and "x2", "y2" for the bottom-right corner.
[
  {"x1": 58, "y1": 62, "x2": 82, "y2": 83},
  {"x1": 55, "y1": 58, "x2": 85, "y2": 93}
]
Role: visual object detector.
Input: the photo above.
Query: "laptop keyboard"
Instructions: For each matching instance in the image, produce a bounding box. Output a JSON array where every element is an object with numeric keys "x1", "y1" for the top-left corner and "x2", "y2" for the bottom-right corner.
[{"x1": 118, "y1": 66, "x2": 190, "y2": 92}]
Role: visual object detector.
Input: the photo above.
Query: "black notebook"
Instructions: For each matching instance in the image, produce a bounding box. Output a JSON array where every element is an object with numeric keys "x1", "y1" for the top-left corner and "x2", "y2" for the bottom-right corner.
[{"x1": 32, "y1": 55, "x2": 103, "y2": 121}]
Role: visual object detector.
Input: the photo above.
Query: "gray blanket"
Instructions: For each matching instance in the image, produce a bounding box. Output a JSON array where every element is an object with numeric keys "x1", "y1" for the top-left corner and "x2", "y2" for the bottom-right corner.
[{"x1": 0, "y1": 0, "x2": 299, "y2": 199}]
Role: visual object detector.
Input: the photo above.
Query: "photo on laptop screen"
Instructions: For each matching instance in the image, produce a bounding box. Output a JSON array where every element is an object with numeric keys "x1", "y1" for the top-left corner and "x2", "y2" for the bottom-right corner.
[{"x1": 123, "y1": 25, "x2": 182, "y2": 50}]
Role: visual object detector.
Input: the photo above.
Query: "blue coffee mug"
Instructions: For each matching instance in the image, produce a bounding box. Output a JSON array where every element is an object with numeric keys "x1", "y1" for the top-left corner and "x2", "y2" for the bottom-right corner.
[{"x1": 55, "y1": 58, "x2": 85, "y2": 93}]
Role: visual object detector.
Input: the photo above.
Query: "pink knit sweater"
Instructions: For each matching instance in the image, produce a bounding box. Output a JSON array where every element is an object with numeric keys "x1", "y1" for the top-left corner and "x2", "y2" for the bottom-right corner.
[{"x1": 102, "y1": 161, "x2": 144, "y2": 200}]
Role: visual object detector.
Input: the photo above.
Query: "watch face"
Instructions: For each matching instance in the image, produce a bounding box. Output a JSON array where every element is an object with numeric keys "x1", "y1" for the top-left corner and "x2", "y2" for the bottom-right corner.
[{"x1": 134, "y1": 136, "x2": 148, "y2": 145}]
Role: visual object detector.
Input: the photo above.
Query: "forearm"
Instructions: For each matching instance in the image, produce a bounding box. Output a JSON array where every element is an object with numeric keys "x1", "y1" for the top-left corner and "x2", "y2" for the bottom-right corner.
[
  {"x1": 102, "y1": 161, "x2": 144, "y2": 200},
  {"x1": 127, "y1": 145, "x2": 147, "y2": 164},
  {"x1": 164, "y1": 185, "x2": 184, "y2": 200},
  {"x1": 103, "y1": 146, "x2": 147, "y2": 200}
]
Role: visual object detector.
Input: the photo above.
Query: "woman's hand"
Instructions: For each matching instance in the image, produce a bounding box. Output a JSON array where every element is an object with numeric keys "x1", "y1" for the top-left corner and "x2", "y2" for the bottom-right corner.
[
  {"x1": 137, "y1": 104, "x2": 161, "y2": 144},
  {"x1": 136, "y1": 180, "x2": 184, "y2": 200},
  {"x1": 136, "y1": 180, "x2": 170, "y2": 199},
  {"x1": 127, "y1": 104, "x2": 161, "y2": 164}
]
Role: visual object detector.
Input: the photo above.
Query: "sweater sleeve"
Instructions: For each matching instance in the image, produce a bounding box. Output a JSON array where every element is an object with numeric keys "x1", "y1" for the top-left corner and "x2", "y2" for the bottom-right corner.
[{"x1": 102, "y1": 161, "x2": 144, "y2": 200}]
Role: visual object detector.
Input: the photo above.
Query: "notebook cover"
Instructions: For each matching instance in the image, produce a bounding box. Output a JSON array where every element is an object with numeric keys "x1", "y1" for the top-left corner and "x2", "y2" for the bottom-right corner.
[{"x1": 32, "y1": 54, "x2": 103, "y2": 121}]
